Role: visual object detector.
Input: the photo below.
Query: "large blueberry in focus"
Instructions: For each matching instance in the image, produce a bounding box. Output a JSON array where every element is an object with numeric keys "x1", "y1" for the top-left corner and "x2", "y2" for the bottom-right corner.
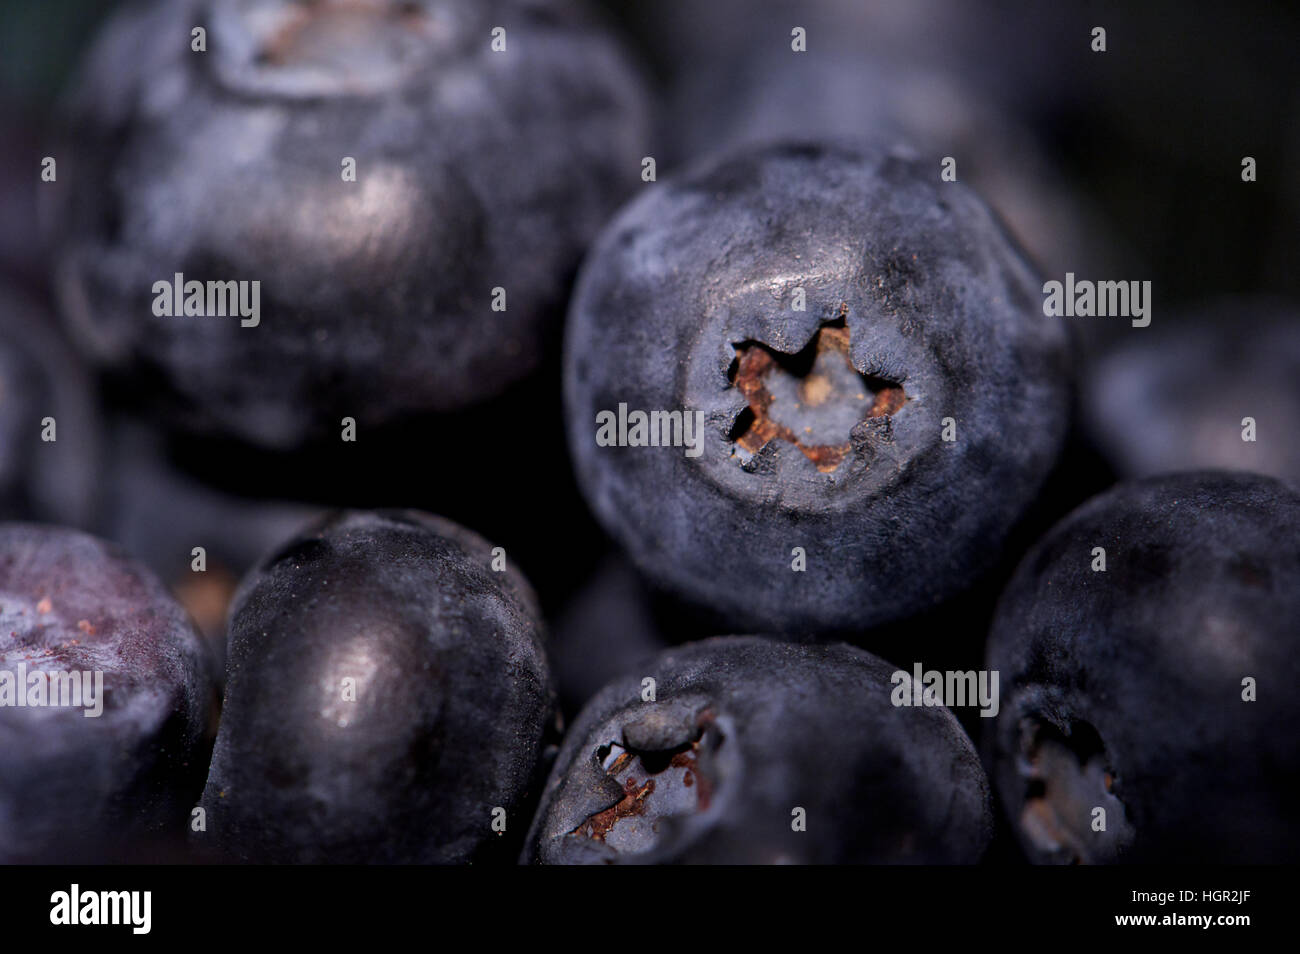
[
  {"x1": 198, "y1": 510, "x2": 555, "y2": 863},
  {"x1": 986, "y1": 472, "x2": 1300, "y2": 863},
  {"x1": 47, "y1": 0, "x2": 649, "y2": 449},
  {"x1": 523, "y1": 636, "x2": 992, "y2": 864},
  {"x1": 0, "y1": 525, "x2": 216, "y2": 862},
  {"x1": 565, "y1": 141, "x2": 1070, "y2": 633}
]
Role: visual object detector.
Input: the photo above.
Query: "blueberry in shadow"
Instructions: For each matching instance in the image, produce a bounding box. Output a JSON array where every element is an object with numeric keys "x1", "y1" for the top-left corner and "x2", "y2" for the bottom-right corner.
[
  {"x1": 198, "y1": 510, "x2": 555, "y2": 863},
  {"x1": 0, "y1": 524, "x2": 216, "y2": 862},
  {"x1": 550, "y1": 553, "x2": 669, "y2": 718},
  {"x1": 0, "y1": 282, "x2": 101, "y2": 529},
  {"x1": 97, "y1": 419, "x2": 321, "y2": 678},
  {"x1": 1082, "y1": 297, "x2": 1300, "y2": 484},
  {"x1": 985, "y1": 471, "x2": 1300, "y2": 863},
  {"x1": 46, "y1": 0, "x2": 650, "y2": 449},
  {"x1": 523, "y1": 635, "x2": 992, "y2": 864},
  {"x1": 656, "y1": 1, "x2": 1119, "y2": 280},
  {"x1": 564, "y1": 140, "x2": 1071, "y2": 634}
]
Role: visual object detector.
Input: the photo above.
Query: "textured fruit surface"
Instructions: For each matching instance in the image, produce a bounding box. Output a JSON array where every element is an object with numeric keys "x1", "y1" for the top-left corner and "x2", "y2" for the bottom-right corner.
[
  {"x1": 524, "y1": 636, "x2": 992, "y2": 864},
  {"x1": 48, "y1": 0, "x2": 650, "y2": 448},
  {"x1": 565, "y1": 141, "x2": 1071, "y2": 633},
  {"x1": 199, "y1": 510, "x2": 554, "y2": 863},
  {"x1": 0, "y1": 524, "x2": 215, "y2": 862},
  {"x1": 986, "y1": 472, "x2": 1300, "y2": 863}
]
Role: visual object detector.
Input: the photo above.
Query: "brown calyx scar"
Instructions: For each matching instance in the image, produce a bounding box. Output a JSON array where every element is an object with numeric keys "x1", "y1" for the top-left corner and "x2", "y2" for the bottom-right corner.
[{"x1": 728, "y1": 317, "x2": 906, "y2": 472}]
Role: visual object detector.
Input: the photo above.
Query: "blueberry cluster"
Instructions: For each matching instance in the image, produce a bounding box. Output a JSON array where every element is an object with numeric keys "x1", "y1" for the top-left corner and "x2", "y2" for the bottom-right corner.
[{"x1": 1, "y1": 0, "x2": 1296, "y2": 865}]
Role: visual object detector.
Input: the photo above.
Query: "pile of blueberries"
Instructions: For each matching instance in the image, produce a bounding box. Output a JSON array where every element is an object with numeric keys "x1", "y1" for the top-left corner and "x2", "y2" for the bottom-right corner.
[{"x1": 1, "y1": 0, "x2": 1297, "y2": 865}]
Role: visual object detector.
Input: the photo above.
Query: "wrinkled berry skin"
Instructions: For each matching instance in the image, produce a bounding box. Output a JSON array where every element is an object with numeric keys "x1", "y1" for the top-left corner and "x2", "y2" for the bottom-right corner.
[
  {"x1": 0, "y1": 283, "x2": 100, "y2": 528},
  {"x1": 565, "y1": 141, "x2": 1070, "y2": 633},
  {"x1": 523, "y1": 636, "x2": 992, "y2": 864},
  {"x1": 199, "y1": 510, "x2": 554, "y2": 864},
  {"x1": 986, "y1": 472, "x2": 1300, "y2": 864},
  {"x1": 47, "y1": 0, "x2": 649, "y2": 449},
  {"x1": 0, "y1": 524, "x2": 216, "y2": 862}
]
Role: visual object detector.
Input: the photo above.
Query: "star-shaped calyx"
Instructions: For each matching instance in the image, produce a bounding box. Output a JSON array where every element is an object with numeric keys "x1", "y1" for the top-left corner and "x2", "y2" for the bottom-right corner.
[{"x1": 728, "y1": 318, "x2": 906, "y2": 472}]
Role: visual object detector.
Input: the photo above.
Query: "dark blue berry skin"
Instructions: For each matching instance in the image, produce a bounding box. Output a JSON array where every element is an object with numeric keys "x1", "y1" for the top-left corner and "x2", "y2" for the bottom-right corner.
[
  {"x1": 1083, "y1": 298, "x2": 1300, "y2": 484},
  {"x1": 198, "y1": 510, "x2": 555, "y2": 864},
  {"x1": 565, "y1": 141, "x2": 1071, "y2": 635},
  {"x1": 986, "y1": 472, "x2": 1300, "y2": 864},
  {"x1": 0, "y1": 283, "x2": 101, "y2": 529},
  {"x1": 0, "y1": 524, "x2": 217, "y2": 863},
  {"x1": 46, "y1": 0, "x2": 650, "y2": 449},
  {"x1": 523, "y1": 636, "x2": 992, "y2": 864}
]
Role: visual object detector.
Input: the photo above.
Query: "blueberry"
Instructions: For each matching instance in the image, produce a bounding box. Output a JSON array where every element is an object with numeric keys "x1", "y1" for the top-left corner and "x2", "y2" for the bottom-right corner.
[
  {"x1": 985, "y1": 471, "x2": 1300, "y2": 863},
  {"x1": 0, "y1": 523, "x2": 216, "y2": 862},
  {"x1": 46, "y1": 0, "x2": 650, "y2": 449},
  {"x1": 198, "y1": 510, "x2": 555, "y2": 863},
  {"x1": 551, "y1": 554, "x2": 669, "y2": 717},
  {"x1": 674, "y1": 55, "x2": 1086, "y2": 272},
  {"x1": 616, "y1": 0, "x2": 1117, "y2": 280},
  {"x1": 0, "y1": 282, "x2": 101, "y2": 528},
  {"x1": 0, "y1": 118, "x2": 47, "y2": 287},
  {"x1": 1083, "y1": 298, "x2": 1300, "y2": 484},
  {"x1": 564, "y1": 141, "x2": 1071, "y2": 633},
  {"x1": 523, "y1": 636, "x2": 991, "y2": 864},
  {"x1": 98, "y1": 419, "x2": 321, "y2": 675}
]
